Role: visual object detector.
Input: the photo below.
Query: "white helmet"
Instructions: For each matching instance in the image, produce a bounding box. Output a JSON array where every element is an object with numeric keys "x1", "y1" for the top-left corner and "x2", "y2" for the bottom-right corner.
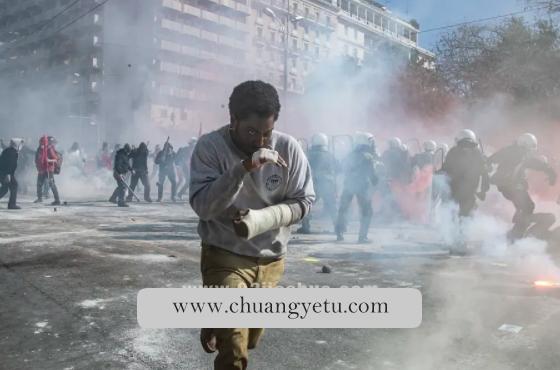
[
  {"x1": 388, "y1": 137, "x2": 402, "y2": 149},
  {"x1": 455, "y1": 129, "x2": 477, "y2": 143},
  {"x1": 9, "y1": 138, "x2": 23, "y2": 149},
  {"x1": 354, "y1": 132, "x2": 371, "y2": 147},
  {"x1": 365, "y1": 132, "x2": 375, "y2": 146},
  {"x1": 423, "y1": 140, "x2": 437, "y2": 153},
  {"x1": 311, "y1": 133, "x2": 329, "y2": 147},
  {"x1": 189, "y1": 137, "x2": 198, "y2": 145},
  {"x1": 437, "y1": 143, "x2": 449, "y2": 155},
  {"x1": 517, "y1": 133, "x2": 537, "y2": 151}
]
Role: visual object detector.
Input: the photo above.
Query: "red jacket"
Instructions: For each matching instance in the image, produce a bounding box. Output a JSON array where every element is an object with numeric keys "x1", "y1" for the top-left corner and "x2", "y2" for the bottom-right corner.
[{"x1": 35, "y1": 136, "x2": 59, "y2": 174}]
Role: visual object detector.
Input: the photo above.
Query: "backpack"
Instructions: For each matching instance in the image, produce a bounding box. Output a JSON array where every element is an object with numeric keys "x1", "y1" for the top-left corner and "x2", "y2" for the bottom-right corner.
[{"x1": 54, "y1": 151, "x2": 63, "y2": 174}]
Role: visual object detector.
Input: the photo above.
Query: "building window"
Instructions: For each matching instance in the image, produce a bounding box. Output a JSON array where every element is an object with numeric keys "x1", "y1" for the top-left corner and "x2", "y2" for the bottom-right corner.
[
  {"x1": 181, "y1": 110, "x2": 188, "y2": 120},
  {"x1": 315, "y1": 46, "x2": 320, "y2": 57},
  {"x1": 292, "y1": 38, "x2": 297, "y2": 49},
  {"x1": 257, "y1": 27, "x2": 263, "y2": 37},
  {"x1": 271, "y1": 31, "x2": 276, "y2": 43},
  {"x1": 291, "y1": 58, "x2": 296, "y2": 68},
  {"x1": 161, "y1": 108, "x2": 168, "y2": 118},
  {"x1": 92, "y1": 57, "x2": 98, "y2": 68},
  {"x1": 94, "y1": 14, "x2": 100, "y2": 23},
  {"x1": 305, "y1": 7, "x2": 309, "y2": 18},
  {"x1": 304, "y1": 42, "x2": 309, "y2": 52},
  {"x1": 293, "y1": 3, "x2": 298, "y2": 13}
]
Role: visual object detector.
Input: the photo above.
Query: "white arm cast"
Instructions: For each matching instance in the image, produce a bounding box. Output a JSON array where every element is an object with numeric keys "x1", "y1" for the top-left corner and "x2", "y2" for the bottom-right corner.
[{"x1": 233, "y1": 204, "x2": 296, "y2": 240}]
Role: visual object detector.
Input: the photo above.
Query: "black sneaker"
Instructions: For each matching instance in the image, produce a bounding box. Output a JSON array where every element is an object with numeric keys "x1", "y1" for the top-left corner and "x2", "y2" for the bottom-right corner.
[
  {"x1": 118, "y1": 202, "x2": 129, "y2": 207},
  {"x1": 33, "y1": 198, "x2": 43, "y2": 203},
  {"x1": 336, "y1": 234, "x2": 344, "y2": 241},
  {"x1": 8, "y1": 205, "x2": 21, "y2": 210},
  {"x1": 357, "y1": 237, "x2": 370, "y2": 244},
  {"x1": 51, "y1": 200, "x2": 61, "y2": 206}
]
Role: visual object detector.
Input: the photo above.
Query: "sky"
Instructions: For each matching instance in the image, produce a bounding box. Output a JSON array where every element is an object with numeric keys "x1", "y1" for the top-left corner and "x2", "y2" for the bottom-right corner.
[{"x1": 382, "y1": 0, "x2": 545, "y2": 50}]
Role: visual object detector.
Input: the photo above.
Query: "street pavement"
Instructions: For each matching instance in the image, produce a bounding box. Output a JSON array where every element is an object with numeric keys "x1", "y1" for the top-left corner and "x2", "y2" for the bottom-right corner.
[{"x1": 1, "y1": 197, "x2": 560, "y2": 369}]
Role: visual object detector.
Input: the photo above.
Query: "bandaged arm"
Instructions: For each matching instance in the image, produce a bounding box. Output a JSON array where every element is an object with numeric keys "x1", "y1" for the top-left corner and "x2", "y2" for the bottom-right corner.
[{"x1": 233, "y1": 202, "x2": 303, "y2": 240}]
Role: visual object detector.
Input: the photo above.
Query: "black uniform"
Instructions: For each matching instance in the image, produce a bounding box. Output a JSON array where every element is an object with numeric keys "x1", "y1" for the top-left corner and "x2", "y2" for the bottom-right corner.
[
  {"x1": 299, "y1": 145, "x2": 338, "y2": 233},
  {"x1": 335, "y1": 145, "x2": 378, "y2": 242},
  {"x1": 0, "y1": 146, "x2": 19, "y2": 209},
  {"x1": 489, "y1": 144, "x2": 557, "y2": 240},
  {"x1": 127, "y1": 143, "x2": 152, "y2": 202},
  {"x1": 441, "y1": 140, "x2": 489, "y2": 217},
  {"x1": 155, "y1": 144, "x2": 177, "y2": 202},
  {"x1": 110, "y1": 146, "x2": 132, "y2": 206}
]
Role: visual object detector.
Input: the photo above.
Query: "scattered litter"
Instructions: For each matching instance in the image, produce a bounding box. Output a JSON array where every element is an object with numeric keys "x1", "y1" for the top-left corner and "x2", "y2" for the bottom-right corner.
[
  {"x1": 35, "y1": 322, "x2": 48, "y2": 328},
  {"x1": 79, "y1": 299, "x2": 107, "y2": 309},
  {"x1": 498, "y1": 324, "x2": 523, "y2": 334},
  {"x1": 130, "y1": 218, "x2": 136, "y2": 222},
  {"x1": 303, "y1": 257, "x2": 319, "y2": 263},
  {"x1": 315, "y1": 340, "x2": 327, "y2": 344},
  {"x1": 168, "y1": 255, "x2": 176, "y2": 258},
  {"x1": 321, "y1": 265, "x2": 332, "y2": 273},
  {"x1": 44, "y1": 275, "x2": 52, "y2": 278},
  {"x1": 396, "y1": 281, "x2": 413, "y2": 287},
  {"x1": 490, "y1": 262, "x2": 508, "y2": 268}
]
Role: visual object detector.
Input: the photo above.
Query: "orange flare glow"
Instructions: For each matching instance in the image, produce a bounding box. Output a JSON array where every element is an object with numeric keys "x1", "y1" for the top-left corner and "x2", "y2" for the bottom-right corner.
[{"x1": 534, "y1": 280, "x2": 560, "y2": 287}]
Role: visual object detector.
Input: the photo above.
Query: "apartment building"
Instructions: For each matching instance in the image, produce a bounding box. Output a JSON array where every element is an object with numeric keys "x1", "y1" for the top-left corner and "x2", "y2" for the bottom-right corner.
[{"x1": 0, "y1": 0, "x2": 433, "y2": 144}]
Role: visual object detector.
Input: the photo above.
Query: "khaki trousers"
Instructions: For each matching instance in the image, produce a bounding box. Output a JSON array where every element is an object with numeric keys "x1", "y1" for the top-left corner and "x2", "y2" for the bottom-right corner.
[{"x1": 200, "y1": 244, "x2": 285, "y2": 370}]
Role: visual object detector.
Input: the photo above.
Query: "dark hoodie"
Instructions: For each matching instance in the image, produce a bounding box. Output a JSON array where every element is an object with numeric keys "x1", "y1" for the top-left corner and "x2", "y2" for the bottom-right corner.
[
  {"x1": 0, "y1": 146, "x2": 18, "y2": 176},
  {"x1": 130, "y1": 143, "x2": 149, "y2": 172}
]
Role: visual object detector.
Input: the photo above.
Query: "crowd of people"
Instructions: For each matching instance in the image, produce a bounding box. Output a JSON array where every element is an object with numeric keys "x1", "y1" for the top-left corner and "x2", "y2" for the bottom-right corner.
[{"x1": 1, "y1": 126, "x2": 558, "y2": 249}]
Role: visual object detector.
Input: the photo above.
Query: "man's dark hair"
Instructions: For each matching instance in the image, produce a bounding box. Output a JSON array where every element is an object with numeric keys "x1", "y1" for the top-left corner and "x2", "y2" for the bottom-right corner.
[{"x1": 228, "y1": 80, "x2": 281, "y2": 122}]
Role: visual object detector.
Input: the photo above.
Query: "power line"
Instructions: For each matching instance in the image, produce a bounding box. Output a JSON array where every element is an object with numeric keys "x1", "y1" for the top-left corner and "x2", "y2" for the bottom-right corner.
[
  {"x1": 419, "y1": 5, "x2": 550, "y2": 34},
  {"x1": 0, "y1": 0, "x2": 83, "y2": 46},
  {"x1": 0, "y1": 0, "x2": 110, "y2": 56},
  {"x1": 51, "y1": 0, "x2": 110, "y2": 36}
]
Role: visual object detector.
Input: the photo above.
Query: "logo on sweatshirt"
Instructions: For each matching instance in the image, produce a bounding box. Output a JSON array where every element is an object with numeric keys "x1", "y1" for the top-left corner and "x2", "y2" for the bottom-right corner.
[{"x1": 265, "y1": 174, "x2": 282, "y2": 191}]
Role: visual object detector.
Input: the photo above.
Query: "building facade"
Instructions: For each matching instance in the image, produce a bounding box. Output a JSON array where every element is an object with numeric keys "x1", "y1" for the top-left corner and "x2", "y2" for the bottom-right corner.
[{"x1": 0, "y1": 0, "x2": 433, "y2": 147}]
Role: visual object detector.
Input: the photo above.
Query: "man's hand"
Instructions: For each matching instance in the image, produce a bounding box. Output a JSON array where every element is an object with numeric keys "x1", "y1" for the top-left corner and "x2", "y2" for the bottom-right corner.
[
  {"x1": 232, "y1": 208, "x2": 251, "y2": 239},
  {"x1": 233, "y1": 208, "x2": 250, "y2": 222},
  {"x1": 242, "y1": 148, "x2": 287, "y2": 172}
]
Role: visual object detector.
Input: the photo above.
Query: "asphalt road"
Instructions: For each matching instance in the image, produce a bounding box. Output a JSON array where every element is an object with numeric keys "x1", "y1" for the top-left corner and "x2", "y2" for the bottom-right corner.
[{"x1": 1, "y1": 197, "x2": 560, "y2": 370}]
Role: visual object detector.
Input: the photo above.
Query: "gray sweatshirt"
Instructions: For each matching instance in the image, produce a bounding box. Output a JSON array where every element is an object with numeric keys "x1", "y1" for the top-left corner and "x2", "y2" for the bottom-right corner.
[{"x1": 189, "y1": 125, "x2": 315, "y2": 257}]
